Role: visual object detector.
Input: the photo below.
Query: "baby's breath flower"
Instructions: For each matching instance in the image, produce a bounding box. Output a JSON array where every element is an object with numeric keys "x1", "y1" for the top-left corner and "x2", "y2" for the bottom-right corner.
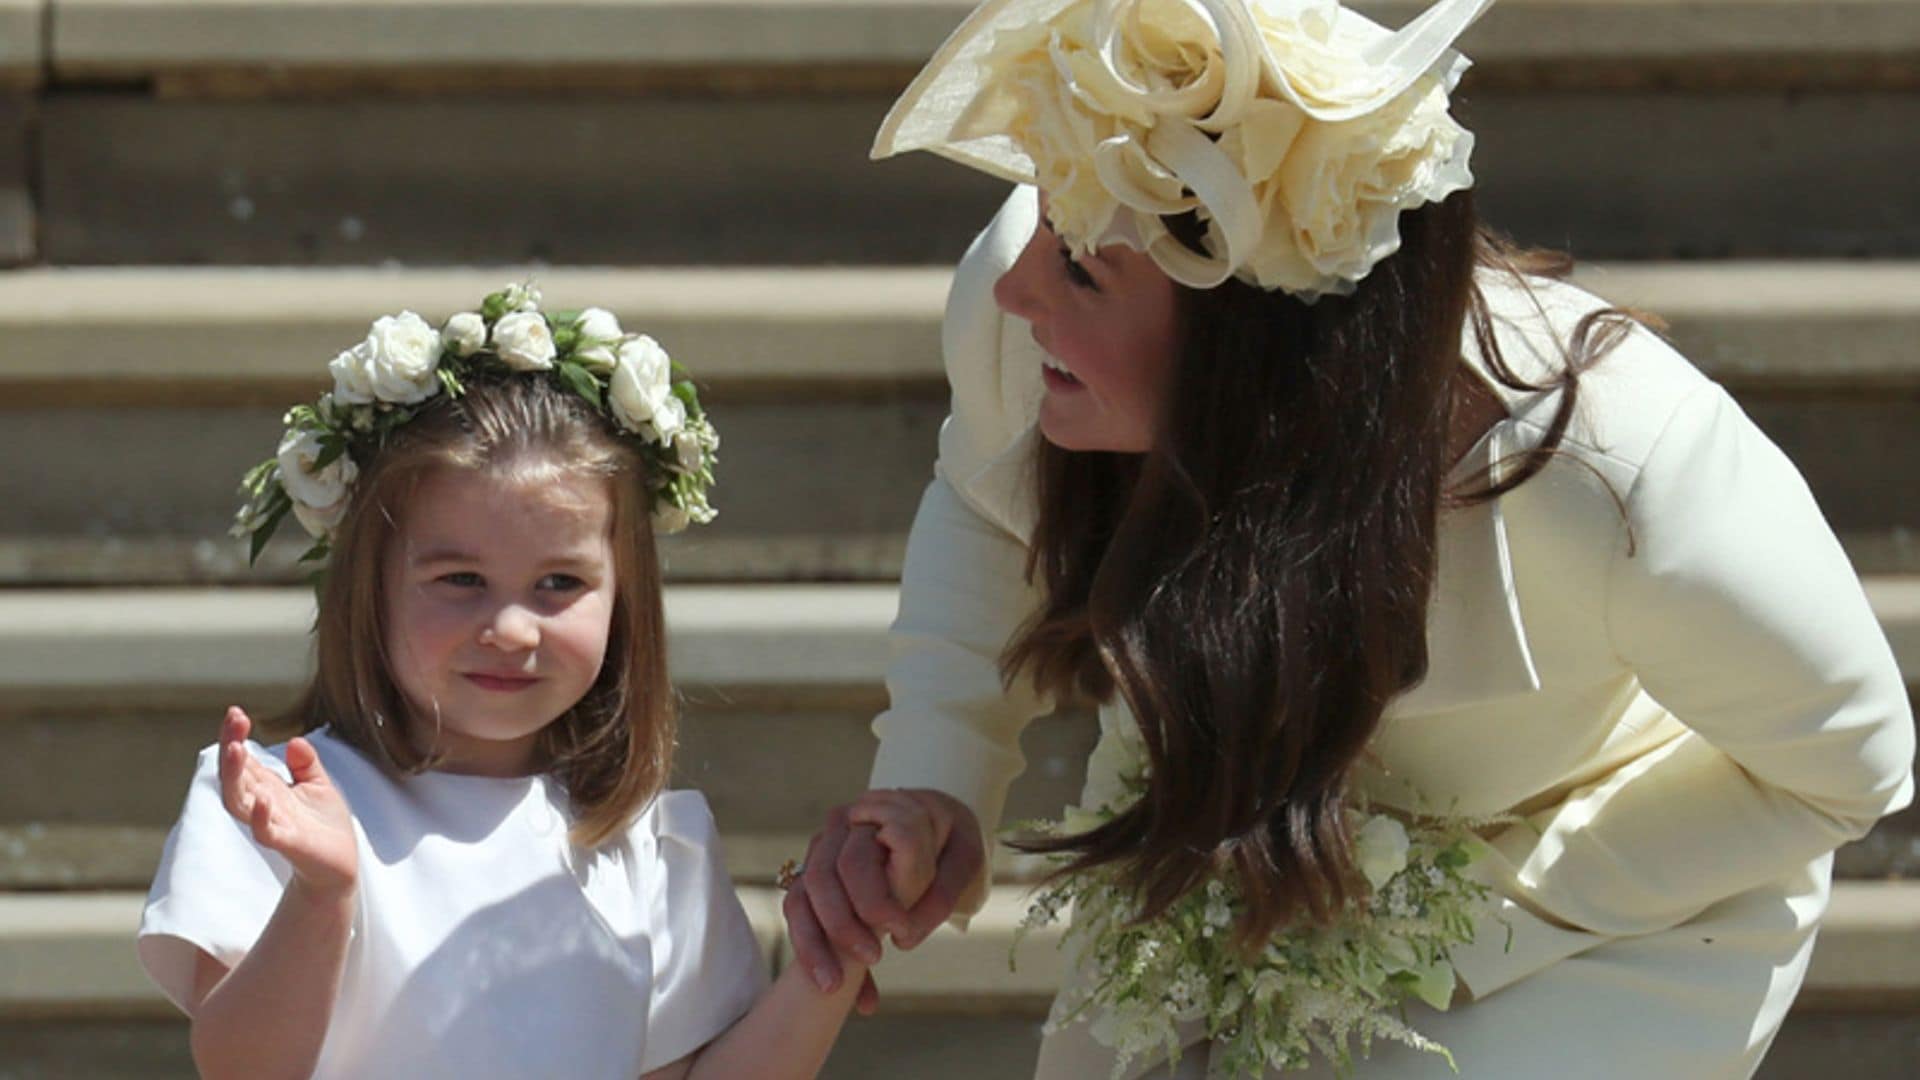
[{"x1": 1013, "y1": 768, "x2": 1492, "y2": 1076}]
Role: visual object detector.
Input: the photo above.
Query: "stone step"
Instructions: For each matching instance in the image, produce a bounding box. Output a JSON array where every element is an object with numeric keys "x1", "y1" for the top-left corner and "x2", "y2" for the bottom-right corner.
[
  {"x1": 0, "y1": 583, "x2": 1913, "y2": 887},
  {"x1": 29, "y1": 90, "x2": 1920, "y2": 265},
  {"x1": 13, "y1": 2, "x2": 1920, "y2": 267},
  {"x1": 0, "y1": 882, "x2": 1913, "y2": 1077},
  {"x1": 40, "y1": 1, "x2": 1920, "y2": 89},
  {"x1": 0, "y1": 1, "x2": 40, "y2": 92},
  {"x1": 2, "y1": 264, "x2": 1918, "y2": 582},
  {"x1": 6, "y1": 264, "x2": 1919, "y2": 395}
]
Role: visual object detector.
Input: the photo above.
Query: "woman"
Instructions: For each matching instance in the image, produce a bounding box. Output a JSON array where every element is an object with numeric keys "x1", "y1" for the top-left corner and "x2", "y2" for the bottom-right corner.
[{"x1": 784, "y1": 0, "x2": 1914, "y2": 1075}]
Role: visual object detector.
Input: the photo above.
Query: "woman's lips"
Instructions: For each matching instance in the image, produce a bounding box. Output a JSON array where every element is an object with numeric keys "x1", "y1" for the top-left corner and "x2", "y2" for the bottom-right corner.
[
  {"x1": 463, "y1": 673, "x2": 540, "y2": 692},
  {"x1": 1041, "y1": 363, "x2": 1083, "y2": 392}
]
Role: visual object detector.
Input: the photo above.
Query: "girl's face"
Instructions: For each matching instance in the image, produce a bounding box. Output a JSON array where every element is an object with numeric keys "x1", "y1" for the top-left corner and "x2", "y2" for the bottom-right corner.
[
  {"x1": 991, "y1": 202, "x2": 1182, "y2": 453},
  {"x1": 382, "y1": 465, "x2": 618, "y2": 776}
]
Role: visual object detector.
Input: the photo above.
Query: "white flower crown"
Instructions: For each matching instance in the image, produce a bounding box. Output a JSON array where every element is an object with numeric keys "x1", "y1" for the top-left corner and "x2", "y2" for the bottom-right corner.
[
  {"x1": 873, "y1": 0, "x2": 1494, "y2": 298},
  {"x1": 232, "y1": 282, "x2": 719, "y2": 566}
]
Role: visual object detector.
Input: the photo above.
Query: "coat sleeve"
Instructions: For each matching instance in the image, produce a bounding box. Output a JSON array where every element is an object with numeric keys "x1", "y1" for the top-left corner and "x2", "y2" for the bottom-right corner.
[
  {"x1": 867, "y1": 187, "x2": 1056, "y2": 920},
  {"x1": 1455, "y1": 383, "x2": 1913, "y2": 995}
]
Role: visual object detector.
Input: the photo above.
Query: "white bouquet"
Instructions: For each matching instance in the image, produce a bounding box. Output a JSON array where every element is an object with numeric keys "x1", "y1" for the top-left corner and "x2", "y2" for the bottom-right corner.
[{"x1": 1015, "y1": 773, "x2": 1495, "y2": 1076}]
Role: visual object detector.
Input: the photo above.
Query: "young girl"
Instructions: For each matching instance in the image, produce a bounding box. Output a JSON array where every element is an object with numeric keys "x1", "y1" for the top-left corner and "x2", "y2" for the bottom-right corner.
[{"x1": 137, "y1": 286, "x2": 937, "y2": 1079}]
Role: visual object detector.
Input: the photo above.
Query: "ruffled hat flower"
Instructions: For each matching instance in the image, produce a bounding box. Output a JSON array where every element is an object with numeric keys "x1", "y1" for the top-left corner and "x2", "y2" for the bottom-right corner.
[{"x1": 873, "y1": 0, "x2": 1493, "y2": 298}]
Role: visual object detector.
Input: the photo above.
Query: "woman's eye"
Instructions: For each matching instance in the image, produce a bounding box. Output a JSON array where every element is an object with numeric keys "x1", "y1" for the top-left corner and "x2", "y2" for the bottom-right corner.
[
  {"x1": 438, "y1": 571, "x2": 483, "y2": 588},
  {"x1": 1058, "y1": 245, "x2": 1099, "y2": 291},
  {"x1": 539, "y1": 574, "x2": 586, "y2": 592}
]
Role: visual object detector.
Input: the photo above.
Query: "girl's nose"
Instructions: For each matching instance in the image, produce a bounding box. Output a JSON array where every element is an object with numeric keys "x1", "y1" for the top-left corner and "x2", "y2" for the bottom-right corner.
[
  {"x1": 991, "y1": 222, "x2": 1051, "y2": 323},
  {"x1": 479, "y1": 605, "x2": 540, "y2": 651}
]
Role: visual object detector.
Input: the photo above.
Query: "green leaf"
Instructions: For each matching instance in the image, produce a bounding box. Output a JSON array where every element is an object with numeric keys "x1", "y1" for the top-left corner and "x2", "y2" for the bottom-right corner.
[
  {"x1": 298, "y1": 539, "x2": 330, "y2": 564},
  {"x1": 551, "y1": 325, "x2": 580, "y2": 353},
  {"x1": 556, "y1": 361, "x2": 603, "y2": 408},
  {"x1": 239, "y1": 458, "x2": 276, "y2": 496},
  {"x1": 312, "y1": 438, "x2": 348, "y2": 471},
  {"x1": 550, "y1": 308, "x2": 583, "y2": 326},
  {"x1": 249, "y1": 496, "x2": 293, "y2": 566},
  {"x1": 480, "y1": 291, "x2": 509, "y2": 322},
  {"x1": 671, "y1": 381, "x2": 699, "y2": 409}
]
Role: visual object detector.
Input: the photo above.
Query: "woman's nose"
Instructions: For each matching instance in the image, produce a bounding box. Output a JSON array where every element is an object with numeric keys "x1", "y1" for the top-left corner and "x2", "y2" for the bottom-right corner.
[{"x1": 991, "y1": 224, "x2": 1051, "y2": 323}]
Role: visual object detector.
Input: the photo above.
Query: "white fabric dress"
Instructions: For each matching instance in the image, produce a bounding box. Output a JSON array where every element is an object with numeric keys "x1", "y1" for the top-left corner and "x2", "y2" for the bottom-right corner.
[
  {"x1": 867, "y1": 186, "x2": 1916, "y2": 1079},
  {"x1": 139, "y1": 728, "x2": 768, "y2": 1079}
]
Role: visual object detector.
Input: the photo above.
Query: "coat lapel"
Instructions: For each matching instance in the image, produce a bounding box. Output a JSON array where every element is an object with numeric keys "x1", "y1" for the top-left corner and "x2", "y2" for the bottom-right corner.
[{"x1": 1391, "y1": 421, "x2": 1542, "y2": 717}]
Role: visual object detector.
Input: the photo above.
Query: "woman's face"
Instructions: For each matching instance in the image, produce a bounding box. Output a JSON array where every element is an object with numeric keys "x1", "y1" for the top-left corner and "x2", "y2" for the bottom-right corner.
[{"x1": 991, "y1": 203, "x2": 1181, "y2": 453}]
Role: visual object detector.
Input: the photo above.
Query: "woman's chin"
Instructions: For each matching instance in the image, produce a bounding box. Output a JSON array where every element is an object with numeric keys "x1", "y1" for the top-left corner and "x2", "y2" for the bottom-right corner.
[{"x1": 1038, "y1": 408, "x2": 1148, "y2": 454}]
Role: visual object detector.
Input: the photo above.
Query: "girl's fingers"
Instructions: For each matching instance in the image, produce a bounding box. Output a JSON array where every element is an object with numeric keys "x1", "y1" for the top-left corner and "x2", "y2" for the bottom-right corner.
[
  {"x1": 248, "y1": 788, "x2": 277, "y2": 847},
  {"x1": 284, "y1": 736, "x2": 327, "y2": 786}
]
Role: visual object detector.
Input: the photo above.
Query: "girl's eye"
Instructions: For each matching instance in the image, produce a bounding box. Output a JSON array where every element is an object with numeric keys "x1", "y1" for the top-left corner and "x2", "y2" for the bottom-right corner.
[
  {"x1": 539, "y1": 574, "x2": 586, "y2": 592},
  {"x1": 438, "y1": 571, "x2": 484, "y2": 588},
  {"x1": 1058, "y1": 245, "x2": 1099, "y2": 291}
]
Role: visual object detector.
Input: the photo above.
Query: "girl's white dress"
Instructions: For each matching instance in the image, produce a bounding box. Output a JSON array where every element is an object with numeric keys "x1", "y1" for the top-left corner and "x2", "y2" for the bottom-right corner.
[
  {"x1": 138, "y1": 728, "x2": 767, "y2": 1079},
  {"x1": 867, "y1": 186, "x2": 1915, "y2": 1078}
]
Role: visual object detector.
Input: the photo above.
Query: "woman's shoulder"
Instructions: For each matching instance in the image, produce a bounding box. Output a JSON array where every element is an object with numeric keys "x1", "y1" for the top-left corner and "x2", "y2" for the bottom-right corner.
[{"x1": 1472, "y1": 267, "x2": 1731, "y2": 479}]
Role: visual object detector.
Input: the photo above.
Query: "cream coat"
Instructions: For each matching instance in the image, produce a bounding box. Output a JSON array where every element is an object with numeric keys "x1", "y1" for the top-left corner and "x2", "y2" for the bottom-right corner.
[{"x1": 868, "y1": 187, "x2": 1914, "y2": 1078}]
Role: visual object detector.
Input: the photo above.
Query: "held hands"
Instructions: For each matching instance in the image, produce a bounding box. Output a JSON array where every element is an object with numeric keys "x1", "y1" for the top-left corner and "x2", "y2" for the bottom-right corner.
[
  {"x1": 782, "y1": 789, "x2": 983, "y2": 1014},
  {"x1": 218, "y1": 707, "x2": 358, "y2": 898}
]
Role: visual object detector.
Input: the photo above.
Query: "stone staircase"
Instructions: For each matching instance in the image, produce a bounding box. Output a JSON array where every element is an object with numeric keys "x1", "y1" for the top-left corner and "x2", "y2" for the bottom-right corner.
[{"x1": 2, "y1": 1, "x2": 1918, "y2": 1077}]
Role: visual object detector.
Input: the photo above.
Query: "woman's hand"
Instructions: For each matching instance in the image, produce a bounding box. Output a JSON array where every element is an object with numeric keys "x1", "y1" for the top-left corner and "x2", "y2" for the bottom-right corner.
[
  {"x1": 217, "y1": 706, "x2": 357, "y2": 898},
  {"x1": 782, "y1": 789, "x2": 983, "y2": 1013}
]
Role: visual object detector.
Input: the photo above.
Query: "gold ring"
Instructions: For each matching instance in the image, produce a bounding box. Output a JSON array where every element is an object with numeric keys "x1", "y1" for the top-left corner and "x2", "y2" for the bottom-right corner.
[{"x1": 777, "y1": 858, "x2": 804, "y2": 891}]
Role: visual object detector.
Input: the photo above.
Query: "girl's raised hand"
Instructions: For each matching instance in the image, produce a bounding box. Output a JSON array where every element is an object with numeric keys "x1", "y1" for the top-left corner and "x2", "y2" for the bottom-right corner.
[{"x1": 217, "y1": 707, "x2": 358, "y2": 897}]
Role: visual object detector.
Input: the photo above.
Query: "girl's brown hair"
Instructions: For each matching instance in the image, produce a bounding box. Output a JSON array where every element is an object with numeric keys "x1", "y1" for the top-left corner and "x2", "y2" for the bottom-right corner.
[
  {"x1": 1004, "y1": 189, "x2": 1647, "y2": 948},
  {"x1": 286, "y1": 375, "x2": 674, "y2": 849}
]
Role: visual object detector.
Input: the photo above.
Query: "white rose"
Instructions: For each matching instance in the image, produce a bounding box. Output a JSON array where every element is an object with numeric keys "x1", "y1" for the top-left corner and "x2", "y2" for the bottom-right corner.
[
  {"x1": 276, "y1": 427, "x2": 358, "y2": 538},
  {"x1": 672, "y1": 429, "x2": 706, "y2": 474},
  {"x1": 492, "y1": 311, "x2": 557, "y2": 371},
  {"x1": 1267, "y1": 77, "x2": 1470, "y2": 293},
  {"x1": 442, "y1": 311, "x2": 487, "y2": 357},
  {"x1": 608, "y1": 335, "x2": 673, "y2": 434},
  {"x1": 291, "y1": 496, "x2": 350, "y2": 539},
  {"x1": 649, "y1": 392, "x2": 687, "y2": 443},
  {"x1": 1353, "y1": 814, "x2": 1411, "y2": 890},
  {"x1": 361, "y1": 311, "x2": 444, "y2": 404},
  {"x1": 572, "y1": 307, "x2": 623, "y2": 372},
  {"x1": 503, "y1": 282, "x2": 542, "y2": 312},
  {"x1": 328, "y1": 340, "x2": 377, "y2": 405}
]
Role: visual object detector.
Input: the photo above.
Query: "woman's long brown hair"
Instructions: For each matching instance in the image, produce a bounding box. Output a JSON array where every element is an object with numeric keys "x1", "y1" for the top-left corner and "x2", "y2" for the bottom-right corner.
[
  {"x1": 1004, "y1": 190, "x2": 1648, "y2": 948},
  {"x1": 286, "y1": 375, "x2": 675, "y2": 849}
]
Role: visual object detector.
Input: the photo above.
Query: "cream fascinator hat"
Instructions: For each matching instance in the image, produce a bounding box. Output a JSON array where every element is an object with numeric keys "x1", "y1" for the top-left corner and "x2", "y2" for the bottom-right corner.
[{"x1": 873, "y1": 0, "x2": 1495, "y2": 298}]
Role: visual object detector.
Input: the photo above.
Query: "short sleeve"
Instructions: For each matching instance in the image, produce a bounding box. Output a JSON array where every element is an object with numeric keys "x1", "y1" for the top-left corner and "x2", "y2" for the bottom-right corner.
[
  {"x1": 137, "y1": 741, "x2": 294, "y2": 1013},
  {"x1": 635, "y1": 790, "x2": 770, "y2": 1074}
]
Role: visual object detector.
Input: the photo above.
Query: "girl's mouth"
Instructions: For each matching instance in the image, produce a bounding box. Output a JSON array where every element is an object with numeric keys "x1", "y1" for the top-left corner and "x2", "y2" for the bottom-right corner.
[{"x1": 463, "y1": 673, "x2": 540, "y2": 692}]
